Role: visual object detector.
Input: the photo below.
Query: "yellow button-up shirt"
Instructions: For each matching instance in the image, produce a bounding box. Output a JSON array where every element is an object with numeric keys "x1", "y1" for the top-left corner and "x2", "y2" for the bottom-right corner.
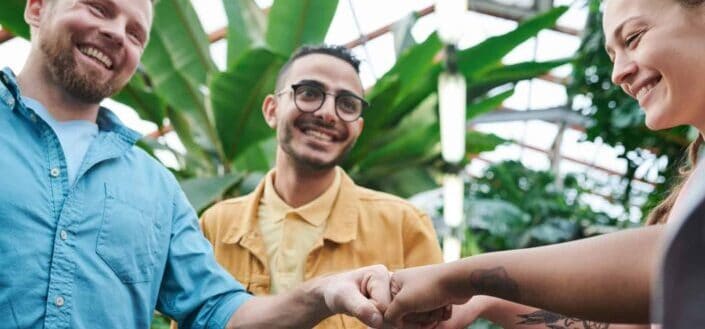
[
  {"x1": 258, "y1": 169, "x2": 340, "y2": 294},
  {"x1": 200, "y1": 168, "x2": 443, "y2": 329}
]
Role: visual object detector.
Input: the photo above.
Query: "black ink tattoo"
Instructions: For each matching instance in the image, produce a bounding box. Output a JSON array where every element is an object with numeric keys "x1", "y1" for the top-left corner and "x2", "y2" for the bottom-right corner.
[
  {"x1": 469, "y1": 267, "x2": 520, "y2": 301},
  {"x1": 517, "y1": 310, "x2": 610, "y2": 329}
]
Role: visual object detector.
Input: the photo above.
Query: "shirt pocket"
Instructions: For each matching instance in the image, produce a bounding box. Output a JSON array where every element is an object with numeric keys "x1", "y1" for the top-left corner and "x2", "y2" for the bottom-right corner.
[{"x1": 96, "y1": 183, "x2": 159, "y2": 283}]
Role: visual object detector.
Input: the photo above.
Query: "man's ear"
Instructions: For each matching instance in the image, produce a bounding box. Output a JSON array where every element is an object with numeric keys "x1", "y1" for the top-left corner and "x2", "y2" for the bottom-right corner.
[
  {"x1": 25, "y1": 0, "x2": 47, "y2": 29},
  {"x1": 262, "y1": 95, "x2": 278, "y2": 129}
]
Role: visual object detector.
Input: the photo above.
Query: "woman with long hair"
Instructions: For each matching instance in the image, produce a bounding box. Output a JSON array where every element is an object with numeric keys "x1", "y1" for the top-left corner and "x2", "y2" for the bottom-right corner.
[{"x1": 383, "y1": 0, "x2": 705, "y2": 327}]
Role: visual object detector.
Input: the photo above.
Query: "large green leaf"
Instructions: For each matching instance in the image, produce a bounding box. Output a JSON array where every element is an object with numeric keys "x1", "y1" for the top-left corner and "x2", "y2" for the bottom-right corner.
[
  {"x1": 142, "y1": 0, "x2": 220, "y2": 159},
  {"x1": 362, "y1": 167, "x2": 438, "y2": 199},
  {"x1": 352, "y1": 95, "x2": 440, "y2": 174},
  {"x1": 265, "y1": 0, "x2": 339, "y2": 56},
  {"x1": 180, "y1": 173, "x2": 244, "y2": 213},
  {"x1": 147, "y1": 0, "x2": 215, "y2": 85},
  {"x1": 346, "y1": 77, "x2": 402, "y2": 163},
  {"x1": 210, "y1": 48, "x2": 286, "y2": 163},
  {"x1": 518, "y1": 218, "x2": 581, "y2": 248},
  {"x1": 356, "y1": 121, "x2": 439, "y2": 172},
  {"x1": 364, "y1": 34, "x2": 443, "y2": 132},
  {"x1": 224, "y1": 0, "x2": 266, "y2": 67},
  {"x1": 458, "y1": 6, "x2": 568, "y2": 78},
  {"x1": 466, "y1": 131, "x2": 507, "y2": 155},
  {"x1": 381, "y1": 33, "x2": 443, "y2": 99},
  {"x1": 467, "y1": 58, "x2": 571, "y2": 99},
  {"x1": 364, "y1": 32, "x2": 444, "y2": 133},
  {"x1": 112, "y1": 72, "x2": 167, "y2": 127},
  {"x1": 166, "y1": 107, "x2": 214, "y2": 173},
  {"x1": 468, "y1": 198, "x2": 529, "y2": 236},
  {"x1": 232, "y1": 137, "x2": 277, "y2": 173},
  {"x1": 0, "y1": 0, "x2": 29, "y2": 39},
  {"x1": 467, "y1": 89, "x2": 514, "y2": 120}
]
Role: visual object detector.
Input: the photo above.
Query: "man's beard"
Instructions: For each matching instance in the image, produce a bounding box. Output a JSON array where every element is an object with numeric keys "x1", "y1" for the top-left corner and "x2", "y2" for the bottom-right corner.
[
  {"x1": 280, "y1": 118, "x2": 356, "y2": 172},
  {"x1": 41, "y1": 37, "x2": 116, "y2": 103}
]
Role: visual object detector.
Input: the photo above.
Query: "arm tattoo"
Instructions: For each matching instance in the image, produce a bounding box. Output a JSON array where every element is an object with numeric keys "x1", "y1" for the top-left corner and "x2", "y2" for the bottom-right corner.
[
  {"x1": 517, "y1": 310, "x2": 610, "y2": 329},
  {"x1": 469, "y1": 267, "x2": 520, "y2": 301}
]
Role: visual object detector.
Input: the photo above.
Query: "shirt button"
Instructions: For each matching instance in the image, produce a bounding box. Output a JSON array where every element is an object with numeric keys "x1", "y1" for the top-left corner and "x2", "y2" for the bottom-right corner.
[
  {"x1": 55, "y1": 296, "x2": 64, "y2": 307},
  {"x1": 50, "y1": 168, "x2": 60, "y2": 177},
  {"x1": 60, "y1": 230, "x2": 68, "y2": 241},
  {"x1": 29, "y1": 113, "x2": 37, "y2": 122}
]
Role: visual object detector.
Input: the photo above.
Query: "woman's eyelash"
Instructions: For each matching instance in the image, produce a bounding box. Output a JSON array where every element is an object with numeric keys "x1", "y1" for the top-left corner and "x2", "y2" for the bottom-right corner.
[{"x1": 624, "y1": 30, "x2": 644, "y2": 47}]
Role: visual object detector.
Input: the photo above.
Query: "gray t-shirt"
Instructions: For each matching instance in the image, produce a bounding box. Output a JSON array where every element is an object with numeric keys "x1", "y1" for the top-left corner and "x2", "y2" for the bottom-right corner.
[{"x1": 655, "y1": 158, "x2": 705, "y2": 328}]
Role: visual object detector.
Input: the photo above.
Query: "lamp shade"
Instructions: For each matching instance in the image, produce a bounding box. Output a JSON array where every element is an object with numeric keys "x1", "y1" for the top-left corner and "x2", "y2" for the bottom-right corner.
[
  {"x1": 439, "y1": 72, "x2": 467, "y2": 164},
  {"x1": 435, "y1": 0, "x2": 466, "y2": 44}
]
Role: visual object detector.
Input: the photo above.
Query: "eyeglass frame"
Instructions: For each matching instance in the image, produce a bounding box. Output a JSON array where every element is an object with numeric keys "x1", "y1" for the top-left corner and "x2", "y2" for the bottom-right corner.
[{"x1": 275, "y1": 82, "x2": 369, "y2": 122}]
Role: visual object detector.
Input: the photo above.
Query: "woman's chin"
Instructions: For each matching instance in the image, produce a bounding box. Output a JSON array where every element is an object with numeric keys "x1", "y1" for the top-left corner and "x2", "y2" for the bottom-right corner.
[{"x1": 644, "y1": 114, "x2": 675, "y2": 131}]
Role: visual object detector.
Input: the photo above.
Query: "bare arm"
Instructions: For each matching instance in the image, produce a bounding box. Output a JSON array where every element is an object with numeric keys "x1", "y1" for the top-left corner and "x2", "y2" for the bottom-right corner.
[
  {"x1": 439, "y1": 296, "x2": 650, "y2": 329},
  {"x1": 387, "y1": 225, "x2": 665, "y2": 326},
  {"x1": 225, "y1": 265, "x2": 388, "y2": 328},
  {"x1": 224, "y1": 265, "x2": 448, "y2": 329}
]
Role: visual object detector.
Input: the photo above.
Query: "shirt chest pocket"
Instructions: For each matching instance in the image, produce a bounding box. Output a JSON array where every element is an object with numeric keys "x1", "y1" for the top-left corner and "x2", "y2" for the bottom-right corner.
[{"x1": 96, "y1": 184, "x2": 160, "y2": 284}]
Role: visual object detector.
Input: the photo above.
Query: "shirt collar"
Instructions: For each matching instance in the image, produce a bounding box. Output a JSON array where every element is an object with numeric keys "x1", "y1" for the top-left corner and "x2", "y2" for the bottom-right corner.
[
  {"x1": 225, "y1": 168, "x2": 360, "y2": 245},
  {"x1": 262, "y1": 168, "x2": 342, "y2": 227},
  {"x1": 0, "y1": 68, "x2": 21, "y2": 111},
  {"x1": 0, "y1": 67, "x2": 141, "y2": 146}
]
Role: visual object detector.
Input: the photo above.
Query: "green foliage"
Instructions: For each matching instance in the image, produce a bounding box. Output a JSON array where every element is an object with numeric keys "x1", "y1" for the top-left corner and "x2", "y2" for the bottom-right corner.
[
  {"x1": 0, "y1": 1, "x2": 571, "y2": 212},
  {"x1": 211, "y1": 48, "x2": 285, "y2": 163},
  {"x1": 150, "y1": 313, "x2": 171, "y2": 329},
  {"x1": 0, "y1": 0, "x2": 28, "y2": 38},
  {"x1": 346, "y1": 6, "x2": 573, "y2": 196},
  {"x1": 462, "y1": 161, "x2": 634, "y2": 253},
  {"x1": 469, "y1": 319, "x2": 502, "y2": 329},
  {"x1": 0, "y1": 2, "x2": 601, "y2": 327},
  {"x1": 224, "y1": 0, "x2": 266, "y2": 66},
  {"x1": 568, "y1": 0, "x2": 691, "y2": 214},
  {"x1": 265, "y1": 0, "x2": 338, "y2": 57}
]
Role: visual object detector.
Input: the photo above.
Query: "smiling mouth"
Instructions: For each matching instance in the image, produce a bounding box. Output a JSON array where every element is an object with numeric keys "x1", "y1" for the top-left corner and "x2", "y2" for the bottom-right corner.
[
  {"x1": 301, "y1": 128, "x2": 336, "y2": 142},
  {"x1": 635, "y1": 77, "x2": 662, "y2": 102},
  {"x1": 78, "y1": 45, "x2": 113, "y2": 70}
]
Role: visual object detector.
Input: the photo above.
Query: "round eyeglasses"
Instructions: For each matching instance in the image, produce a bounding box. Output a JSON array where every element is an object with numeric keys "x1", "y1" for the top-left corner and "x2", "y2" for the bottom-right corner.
[{"x1": 277, "y1": 83, "x2": 369, "y2": 122}]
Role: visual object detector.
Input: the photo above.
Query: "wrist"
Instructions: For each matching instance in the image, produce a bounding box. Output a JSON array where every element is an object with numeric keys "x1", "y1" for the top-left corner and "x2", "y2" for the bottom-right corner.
[
  {"x1": 440, "y1": 259, "x2": 479, "y2": 302},
  {"x1": 302, "y1": 276, "x2": 336, "y2": 321}
]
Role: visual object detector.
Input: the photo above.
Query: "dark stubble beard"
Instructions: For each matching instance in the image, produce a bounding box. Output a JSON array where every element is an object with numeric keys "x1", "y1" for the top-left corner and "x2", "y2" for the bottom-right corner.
[
  {"x1": 280, "y1": 119, "x2": 356, "y2": 172},
  {"x1": 40, "y1": 37, "x2": 116, "y2": 103}
]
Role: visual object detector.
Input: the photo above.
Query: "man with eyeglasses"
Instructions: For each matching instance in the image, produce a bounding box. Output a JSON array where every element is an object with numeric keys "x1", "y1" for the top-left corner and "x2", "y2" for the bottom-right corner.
[{"x1": 196, "y1": 45, "x2": 443, "y2": 329}]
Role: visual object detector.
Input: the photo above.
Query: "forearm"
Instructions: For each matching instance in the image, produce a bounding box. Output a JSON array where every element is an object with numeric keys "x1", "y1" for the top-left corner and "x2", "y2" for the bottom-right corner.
[
  {"x1": 445, "y1": 225, "x2": 664, "y2": 323},
  {"x1": 225, "y1": 277, "x2": 331, "y2": 329},
  {"x1": 474, "y1": 296, "x2": 647, "y2": 329}
]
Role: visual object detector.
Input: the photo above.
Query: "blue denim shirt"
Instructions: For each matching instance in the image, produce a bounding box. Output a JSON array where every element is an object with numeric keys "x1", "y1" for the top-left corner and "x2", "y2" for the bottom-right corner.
[{"x1": 0, "y1": 68, "x2": 251, "y2": 329}]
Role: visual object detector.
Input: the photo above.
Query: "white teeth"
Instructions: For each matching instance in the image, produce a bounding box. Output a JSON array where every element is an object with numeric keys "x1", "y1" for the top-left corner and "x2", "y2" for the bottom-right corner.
[
  {"x1": 79, "y1": 46, "x2": 113, "y2": 69},
  {"x1": 304, "y1": 129, "x2": 333, "y2": 142},
  {"x1": 636, "y1": 83, "x2": 656, "y2": 101}
]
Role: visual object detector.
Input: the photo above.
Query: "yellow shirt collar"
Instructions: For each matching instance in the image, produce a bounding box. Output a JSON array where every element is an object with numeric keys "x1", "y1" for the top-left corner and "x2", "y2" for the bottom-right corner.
[{"x1": 262, "y1": 167, "x2": 342, "y2": 227}]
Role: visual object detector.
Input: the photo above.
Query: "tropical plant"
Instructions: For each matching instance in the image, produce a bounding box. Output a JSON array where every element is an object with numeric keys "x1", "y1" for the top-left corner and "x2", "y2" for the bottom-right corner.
[
  {"x1": 0, "y1": 1, "x2": 582, "y2": 328},
  {"x1": 0, "y1": 1, "x2": 572, "y2": 212},
  {"x1": 462, "y1": 161, "x2": 634, "y2": 254}
]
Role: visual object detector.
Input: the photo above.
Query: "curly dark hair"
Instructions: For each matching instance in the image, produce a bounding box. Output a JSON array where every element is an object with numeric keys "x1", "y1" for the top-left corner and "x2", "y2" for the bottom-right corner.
[{"x1": 274, "y1": 44, "x2": 361, "y2": 91}]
